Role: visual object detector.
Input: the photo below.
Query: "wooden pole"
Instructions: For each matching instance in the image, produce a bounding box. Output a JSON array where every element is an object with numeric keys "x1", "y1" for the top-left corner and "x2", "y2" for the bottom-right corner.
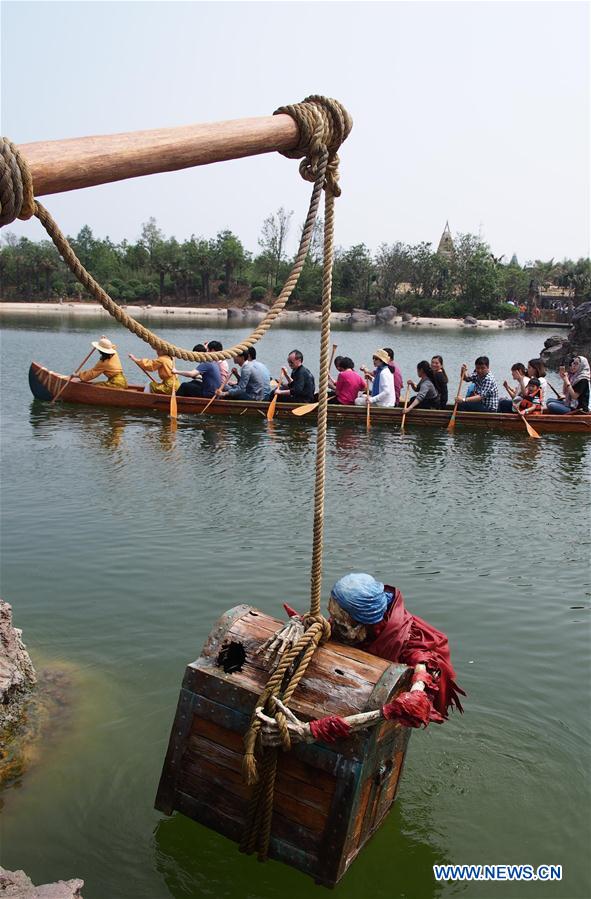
[
  {"x1": 17, "y1": 115, "x2": 300, "y2": 197},
  {"x1": 51, "y1": 348, "x2": 95, "y2": 404}
]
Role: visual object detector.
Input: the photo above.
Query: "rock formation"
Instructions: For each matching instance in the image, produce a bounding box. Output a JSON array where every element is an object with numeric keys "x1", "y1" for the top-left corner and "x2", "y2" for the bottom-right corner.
[
  {"x1": 0, "y1": 601, "x2": 36, "y2": 736},
  {"x1": 0, "y1": 869, "x2": 83, "y2": 898},
  {"x1": 540, "y1": 300, "x2": 591, "y2": 368}
]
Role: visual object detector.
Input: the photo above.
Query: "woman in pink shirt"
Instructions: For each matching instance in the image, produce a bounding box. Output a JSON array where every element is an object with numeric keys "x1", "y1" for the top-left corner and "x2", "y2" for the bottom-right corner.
[{"x1": 329, "y1": 356, "x2": 367, "y2": 405}]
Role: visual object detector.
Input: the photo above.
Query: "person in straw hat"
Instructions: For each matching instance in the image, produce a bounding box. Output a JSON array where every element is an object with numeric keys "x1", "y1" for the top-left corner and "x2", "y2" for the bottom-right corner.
[
  {"x1": 356, "y1": 349, "x2": 396, "y2": 407},
  {"x1": 76, "y1": 336, "x2": 128, "y2": 389}
]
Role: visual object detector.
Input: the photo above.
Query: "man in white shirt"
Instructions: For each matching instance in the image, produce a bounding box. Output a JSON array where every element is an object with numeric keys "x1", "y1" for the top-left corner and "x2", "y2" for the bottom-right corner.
[{"x1": 355, "y1": 349, "x2": 396, "y2": 407}]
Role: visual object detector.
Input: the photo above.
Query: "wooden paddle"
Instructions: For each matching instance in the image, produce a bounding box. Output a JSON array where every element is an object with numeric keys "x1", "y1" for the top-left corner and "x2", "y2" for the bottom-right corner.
[
  {"x1": 365, "y1": 379, "x2": 371, "y2": 431},
  {"x1": 517, "y1": 409, "x2": 541, "y2": 439},
  {"x1": 291, "y1": 344, "x2": 338, "y2": 417},
  {"x1": 267, "y1": 367, "x2": 289, "y2": 421},
  {"x1": 200, "y1": 371, "x2": 232, "y2": 415},
  {"x1": 129, "y1": 355, "x2": 157, "y2": 384},
  {"x1": 51, "y1": 348, "x2": 95, "y2": 403},
  {"x1": 447, "y1": 366, "x2": 467, "y2": 431},
  {"x1": 400, "y1": 383, "x2": 411, "y2": 432},
  {"x1": 169, "y1": 357, "x2": 178, "y2": 424}
]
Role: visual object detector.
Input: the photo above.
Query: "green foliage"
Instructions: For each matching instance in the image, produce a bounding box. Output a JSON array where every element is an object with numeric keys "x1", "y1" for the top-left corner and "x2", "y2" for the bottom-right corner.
[{"x1": 0, "y1": 218, "x2": 587, "y2": 319}]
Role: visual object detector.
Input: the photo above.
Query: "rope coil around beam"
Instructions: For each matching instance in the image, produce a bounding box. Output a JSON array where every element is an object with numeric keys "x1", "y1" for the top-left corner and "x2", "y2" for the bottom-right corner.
[{"x1": 0, "y1": 96, "x2": 351, "y2": 364}]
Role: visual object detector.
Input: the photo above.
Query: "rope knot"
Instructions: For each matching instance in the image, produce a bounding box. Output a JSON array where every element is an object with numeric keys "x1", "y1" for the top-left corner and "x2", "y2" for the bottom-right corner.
[
  {"x1": 274, "y1": 96, "x2": 352, "y2": 196},
  {"x1": 0, "y1": 138, "x2": 35, "y2": 226},
  {"x1": 302, "y1": 613, "x2": 331, "y2": 644}
]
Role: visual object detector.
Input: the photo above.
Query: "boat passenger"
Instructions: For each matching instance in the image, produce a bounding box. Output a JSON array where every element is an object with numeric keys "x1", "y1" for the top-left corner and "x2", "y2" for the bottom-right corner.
[
  {"x1": 77, "y1": 336, "x2": 128, "y2": 389},
  {"x1": 405, "y1": 361, "x2": 441, "y2": 411},
  {"x1": 205, "y1": 340, "x2": 230, "y2": 382},
  {"x1": 220, "y1": 349, "x2": 266, "y2": 401},
  {"x1": 383, "y1": 348, "x2": 403, "y2": 403},
  {"x1": 329, "y1": 356, "x2": 366, "y2": 405},
  {"x1": 523, "y1": 358, "x2": 548, "y2": 408},
  {"x1": 129, "y1": 349, "x2": 180, "y2": 395},
  {"x1": 546, "y1": 356, "x2": 590, "y2": 414},
  {"x1": 515, "y1": 378, "x2": 543, "y2": 415},
  {"x1": 456, "y1": 356, "x2": 499, "y2": 412},
  {"x1": 246, "y1": 346, "x2": 272, "y2": 400},
  {"x1": 257, "y1": 573, "x2": 464, "y2": 744},
  {"x1": 273, "y1": 350, "x2": 316, "y2": 403},
  {"x1": 356, "y1": 350, "x2": 396, "y2": 407},
  {"x1": 174, "y1": 344, "x2": 221, "y2": 398},
  {"x1": 498, "y1": 362, "x2": 529, "y2": 413},
  {"x1": 430, "y1": 355, "x2": 448, "y2": 407}
]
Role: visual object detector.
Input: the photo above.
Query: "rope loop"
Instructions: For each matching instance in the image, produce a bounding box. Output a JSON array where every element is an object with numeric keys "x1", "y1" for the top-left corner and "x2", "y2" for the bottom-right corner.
[
  {"x1": 303, "y1": 613, "x2": 331, "y2": 644},
  {"x1": 274, "y1": 96, "x2": 352, "y2": 196},
  {"x1": 0, "y1": 137, "x2": 35, "y2": 226}
]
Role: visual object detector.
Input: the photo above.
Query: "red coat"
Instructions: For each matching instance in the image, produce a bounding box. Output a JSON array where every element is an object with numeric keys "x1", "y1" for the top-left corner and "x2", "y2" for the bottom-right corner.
[{"x1": 360, "y1": 586, "x2": 465, "y2": 718}]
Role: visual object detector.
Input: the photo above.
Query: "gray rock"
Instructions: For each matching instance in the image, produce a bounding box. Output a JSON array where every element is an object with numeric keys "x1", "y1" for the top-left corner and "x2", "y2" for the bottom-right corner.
[
  {"x1": 251, "y1": 302, "x2": 270, "y2": 313},
  {"x1": 539, "y1": 300, "x2": 591, "y2": 368},
  {"x1": 226, "y1": 307, "x2": 244, "y2": 319},
  {"x1": 0, "y1": 601, "x2": 36, "y2": 737},
  {"x1": 544, "y1": 335, "x2": 565, "y2": 348},
  {"x1": 0, "y1": 868, "x2": 83, "y2": 897},
  {"x1": 401, "y1": 312, "x2": 414, "y2": 322},
  {"x1": 504, "y1": 317, "x2": 525, "y2": 329},
  {"x1": 463, "y1": 315, "x2": 478, "y2": 325},
  {"x1": 348, "y1": 311, "x2": 376, "y2": 325},
  {"x1": 375, "y1": 305, "x2": 398, "y2": 323},
  {"x1": 540, "y1": 342, "x2": 568, "y2": 365}
]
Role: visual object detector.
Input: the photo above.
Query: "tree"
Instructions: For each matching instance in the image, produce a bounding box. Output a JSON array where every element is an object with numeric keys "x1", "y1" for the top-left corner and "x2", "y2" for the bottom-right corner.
[
  {"x1": 333, "y1": 244, "x2": 374, "y2": 307},
  {"x1": 375, "y1": 242, "x2": 412, "y2": 302},
  {"x1": 216, "y1": 230, "x2": 246, "y2": 295},
  {"x1": 258, "y1": 207, "x2": 293, "y2": 287}
]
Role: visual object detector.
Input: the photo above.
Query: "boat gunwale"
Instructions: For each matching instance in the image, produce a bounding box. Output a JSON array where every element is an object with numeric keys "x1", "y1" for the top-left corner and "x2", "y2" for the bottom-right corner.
[{"x1": 29, "y1": 361, "x2": 591, "y2": 434}]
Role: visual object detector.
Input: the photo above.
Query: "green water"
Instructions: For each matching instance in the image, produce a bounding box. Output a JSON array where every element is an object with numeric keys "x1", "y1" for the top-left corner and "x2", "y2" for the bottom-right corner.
[{"x1": 1, "y1": 316, "x2": 590, "y2": 899}]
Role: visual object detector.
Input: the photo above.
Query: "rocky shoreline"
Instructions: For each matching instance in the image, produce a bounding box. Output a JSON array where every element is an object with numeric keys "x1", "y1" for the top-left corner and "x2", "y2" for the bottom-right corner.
[{"x1": 1, "y1": 301, "x2": 523, "y2": 331}]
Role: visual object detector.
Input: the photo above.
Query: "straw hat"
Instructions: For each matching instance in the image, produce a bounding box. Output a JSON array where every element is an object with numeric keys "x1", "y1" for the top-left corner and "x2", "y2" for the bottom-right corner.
[
  {"x1": 91, "y1": 336, "x2": 117, "y2": 355},
  {"x1": 372, "y1": 349, "x2": 389, "y2": 365}
]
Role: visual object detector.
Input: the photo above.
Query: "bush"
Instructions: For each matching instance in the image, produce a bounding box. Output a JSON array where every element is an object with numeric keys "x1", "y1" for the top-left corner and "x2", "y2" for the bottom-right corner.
[
  {"x1": 331, "y1": 295, "x2": 356, "y2": 312},
  {"x1": 250, "y1": 285, "x2": 267, "y2": 301},
  {"x1": 496, "y1": 302, "x2": 521, "y2": 319},
  {"x1": 432, "y1": 300, "x2": 458, "y2": 319},
  {"x1": 217, "y1": 282, "x2": 228, "y2": 296}
]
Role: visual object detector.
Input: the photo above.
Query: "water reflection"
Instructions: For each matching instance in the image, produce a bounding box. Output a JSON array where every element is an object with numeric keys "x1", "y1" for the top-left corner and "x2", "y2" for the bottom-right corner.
[{"x1": 153, "y1": 800, "x2": 446, "y2": 899}]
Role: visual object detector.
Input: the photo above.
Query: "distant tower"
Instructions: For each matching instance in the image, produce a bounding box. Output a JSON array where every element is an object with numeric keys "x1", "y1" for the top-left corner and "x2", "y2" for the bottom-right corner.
[
  {"x1": 437, "y1": 221, "x2": 454, "y2": 259},
  {"x1": 509, "y1": 253, "x2": 519, "y2": 267}
]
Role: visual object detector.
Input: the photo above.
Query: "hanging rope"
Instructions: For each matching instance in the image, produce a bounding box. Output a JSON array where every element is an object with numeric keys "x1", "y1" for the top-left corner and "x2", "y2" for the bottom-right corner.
[
  {"x1": 0, "y1": 96, "x2": 350, "y2": 363},
  {"x1": 1, "y1": 96, "x2": 352, "y2": 862}
]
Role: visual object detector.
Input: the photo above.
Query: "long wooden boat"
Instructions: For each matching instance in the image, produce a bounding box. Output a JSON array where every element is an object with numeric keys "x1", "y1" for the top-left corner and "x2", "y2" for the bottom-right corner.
[{"x1": 29, "y1": 362, "x2": 591, "y2": 434}]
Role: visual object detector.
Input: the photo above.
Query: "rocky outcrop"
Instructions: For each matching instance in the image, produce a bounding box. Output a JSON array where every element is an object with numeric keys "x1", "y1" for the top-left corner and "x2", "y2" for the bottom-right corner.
[
  {"x1": 540, "y1": 301, "x2": 591, "y2": 368},
  {"x1": 504, "y1": 316, "x2": 525, "y2": 329},
  {"x1": 401, "y1": 311, "x2": 414, "y2": 322},
  {"x1": 250, "y1": 302, "x2": 270, "y2": 313},
  {"x1": 0, "y1": 869, "x2": 83, "y2": 898},
  {"x1": 348, "y1": 309, "x2": 376, "y2": 325},
  {"x1": 375, "y1": 305, "x2": 398, "y2": 324},
  {"x1": 0, "y1": 601, "x2": 36, "y2": 736},
  {"x1": 463, "y1": 315, "x2": 478, "y2": 326}
]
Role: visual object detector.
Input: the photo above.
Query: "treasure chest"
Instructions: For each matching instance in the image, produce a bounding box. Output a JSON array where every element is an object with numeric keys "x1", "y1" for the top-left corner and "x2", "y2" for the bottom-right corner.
[{"x1": 155, "y1": 604, "x2": 413, "y2": 887}]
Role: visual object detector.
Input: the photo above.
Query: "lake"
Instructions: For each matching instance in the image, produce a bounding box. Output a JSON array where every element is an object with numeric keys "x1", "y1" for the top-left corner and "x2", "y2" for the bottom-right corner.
[{"x1": 1, "y1": 314, "x2": 589, "y2": 899}]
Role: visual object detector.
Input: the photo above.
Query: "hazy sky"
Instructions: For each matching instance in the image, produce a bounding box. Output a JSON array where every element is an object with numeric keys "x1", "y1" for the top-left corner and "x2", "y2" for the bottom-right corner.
[{"x1": 2, "y1": 1, "x2": 589, "y2": 263}]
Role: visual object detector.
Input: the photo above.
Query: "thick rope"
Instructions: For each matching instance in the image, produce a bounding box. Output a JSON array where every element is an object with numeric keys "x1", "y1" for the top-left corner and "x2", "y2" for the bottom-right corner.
[
  {"x1": 1, "y1": 97, "x2": 351, "y2": 862},
  {"x1": 0, "y1": 96, "x2": 351, "y2": 364}
]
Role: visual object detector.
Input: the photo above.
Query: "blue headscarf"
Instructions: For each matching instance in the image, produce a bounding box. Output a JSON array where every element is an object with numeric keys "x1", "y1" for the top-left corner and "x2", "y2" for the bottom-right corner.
[{"x1": 330, "y1": 573, "x2": 392, "y2": 624}]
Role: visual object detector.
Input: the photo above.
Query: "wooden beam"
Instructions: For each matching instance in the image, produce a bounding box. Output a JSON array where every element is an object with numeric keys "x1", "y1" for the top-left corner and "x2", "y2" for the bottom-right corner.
[{"x1": 17, "y1": 114, "x2": 300, "y2": 197}]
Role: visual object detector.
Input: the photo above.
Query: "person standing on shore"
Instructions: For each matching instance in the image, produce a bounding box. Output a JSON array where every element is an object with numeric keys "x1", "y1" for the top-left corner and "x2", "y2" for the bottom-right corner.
[
  {"x1": 456, "y1": 356, "x2": 499, "y2": 412},
  {"x1": 76, "y1": 336, "x2": 128, "y2": 389}
]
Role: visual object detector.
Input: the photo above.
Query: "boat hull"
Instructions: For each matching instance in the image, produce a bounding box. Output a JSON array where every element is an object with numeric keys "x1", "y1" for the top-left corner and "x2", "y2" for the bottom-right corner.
[{"x1": 28, "y1": 362, "x2": 591, "y2": 434}]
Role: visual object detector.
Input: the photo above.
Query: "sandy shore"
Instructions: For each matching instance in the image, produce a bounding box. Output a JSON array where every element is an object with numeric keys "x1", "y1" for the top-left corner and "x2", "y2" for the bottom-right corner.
[{"x1": 0, "y1": 302, "x2": 511, "y2": 330}]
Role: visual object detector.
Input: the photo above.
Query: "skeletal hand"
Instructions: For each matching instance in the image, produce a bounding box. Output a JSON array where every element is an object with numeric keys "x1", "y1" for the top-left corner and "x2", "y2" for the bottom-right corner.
[
  {"x1": 255, "y1": 617, "x2": 305, "y2": 671},
  {"x1": 256, "y1": 698, "x2": 313, "y2": 746}
]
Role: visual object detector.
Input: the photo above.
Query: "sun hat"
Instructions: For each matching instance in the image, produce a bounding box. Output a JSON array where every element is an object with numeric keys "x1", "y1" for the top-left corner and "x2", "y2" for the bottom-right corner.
[
  {"x1": 372, "y1": 349, "x2": 389, "y2": 365},
  {"x1": 91, "y1": 336, "x2": 117, "y2": 354}
]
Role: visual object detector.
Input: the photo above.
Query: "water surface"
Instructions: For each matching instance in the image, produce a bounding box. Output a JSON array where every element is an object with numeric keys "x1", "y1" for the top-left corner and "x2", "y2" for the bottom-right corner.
[{"x1": 1, "y1": 317, "x2": 589, "y2": 898}]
